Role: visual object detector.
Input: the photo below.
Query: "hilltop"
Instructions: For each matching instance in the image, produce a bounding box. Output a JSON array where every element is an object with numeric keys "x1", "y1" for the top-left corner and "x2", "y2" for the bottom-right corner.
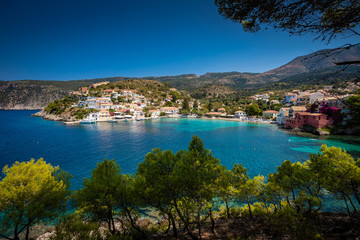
[{"x1": 0, "y1": 45, "x2": 359, "y2": 109}]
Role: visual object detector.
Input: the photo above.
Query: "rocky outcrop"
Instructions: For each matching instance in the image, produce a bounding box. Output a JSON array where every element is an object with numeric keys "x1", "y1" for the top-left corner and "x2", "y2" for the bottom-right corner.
[
  {"x1": 313, "y1": 129, "x2": 331, "y2": 135},
  {"x1": 0, "y1": 81, "x2": 69, "y2": 110},
  {"x1": 333, "y1": 125, "x2": 360, "y2": 135},
  {"x1": 31, "y1": 110, "x2": 77, "y2": 122}
]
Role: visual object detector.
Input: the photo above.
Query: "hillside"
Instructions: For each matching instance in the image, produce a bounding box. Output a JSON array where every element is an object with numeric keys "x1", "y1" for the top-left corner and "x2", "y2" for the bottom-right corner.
[
  {"x1": 261, "y1": 45, "x2": 360, "y2": 77},
  {"x1": 0, "y1": 46, "x2": 359, "y2": 109}
]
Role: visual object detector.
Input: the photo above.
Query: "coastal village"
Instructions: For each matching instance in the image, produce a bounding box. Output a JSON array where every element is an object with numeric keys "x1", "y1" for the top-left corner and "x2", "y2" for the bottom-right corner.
[{"x1": 54, "y1": 80, "x2": 360, "y2": 135}]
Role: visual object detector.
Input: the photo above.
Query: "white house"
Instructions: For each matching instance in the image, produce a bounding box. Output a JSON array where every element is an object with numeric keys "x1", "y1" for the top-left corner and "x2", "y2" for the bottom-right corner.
[
  {"x1": 284, "y1": 93, "x2": 297, "y2": 103},
  {"x1": 83, "y1": 98, "x2": 97, "y2": 109},
  {"x1": 100, "y1": 103, "x2": 114, "y2": 110},
  {"x1": 309, "y1": 92, "x2": 325, "y2": 104},
  {"x1": 276, "y1": 107, "x2": 290, "y2": 125},
  {"x1": 133, "y1": 108, "x2": 144, "y2": 118},
  {"x1": 88, "y1": 112, "x2": 100, "y2": 121},
  {"x1": 149, "y1": 110, "x2": 161, "y2": 118},
  {"x1": 262, "y1": 110, "x2": 279, "y2": 119},
  {"x1": 234, "y1": 111, "x2": 247, "y2": 120},
  {"x1": 160, "y1": 107, "x2": 179, "y2": 116}
]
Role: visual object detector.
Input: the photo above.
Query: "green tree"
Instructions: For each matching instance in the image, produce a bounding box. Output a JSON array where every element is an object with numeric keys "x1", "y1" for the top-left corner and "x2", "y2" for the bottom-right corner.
[
  {"x1": 182, "y1": 98, "x2": 190, "y2": 112},
  {"x1": 172, "y1": 136, "x2": 222, "y2": 239},
  {"x1": 236, "y1": 175, "x2": 265, "y2": 220},
  {"x1": 245, "y1": 103, "x2": 262, "y2": 116},
  {"x1": 50, "y1": 214, "x2": 103, "y2": 240},
  {"x1": 170, "y1": 91, "x2": 181, "y2": 103},
  {"x1": 0, "y1": 159, "x2": 71, "y2": 240},
  {"x1": 207, "y1": 101, "x2": 213, "y2": 112},
  {"x1": 164, "y1": 101, "x2": 173, "y2": 107},
  {"x1": 136, "y1": 149, "x2": 179, "y2": 237},
  {"x1": 75, "y1": 159, "x2": 122, "y2": 234},
  {"x1": 268, "y1": 160, "x2": 323, "y2": 213},
  {"x1": 346, "y1": 95, "x2": 360, "y2": 121},
  {"x1": 216, "y1": 164, "x2": 248, "y2": 219},
  {"x1": 307, "y1": 145, "x2": 360, "y2": 213},
  {"x1": 193, "y1": 100, "x2": 199, "y2": 110}
]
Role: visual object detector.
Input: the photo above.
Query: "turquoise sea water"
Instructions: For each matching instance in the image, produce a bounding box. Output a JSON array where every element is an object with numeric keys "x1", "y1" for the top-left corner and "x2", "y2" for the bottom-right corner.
[{"x1": 1, "y1": 110, "x2": 360, "y2": 195}]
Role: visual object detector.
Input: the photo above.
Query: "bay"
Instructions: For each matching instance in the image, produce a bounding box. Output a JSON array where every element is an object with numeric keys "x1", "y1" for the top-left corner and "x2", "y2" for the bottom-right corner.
[{"x1": 1, "y1": 110, "x2": 359, "y2": 194}]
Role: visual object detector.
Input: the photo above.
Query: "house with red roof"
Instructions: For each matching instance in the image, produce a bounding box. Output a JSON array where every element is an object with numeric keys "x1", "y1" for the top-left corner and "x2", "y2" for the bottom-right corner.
[
  {"x1": 285, "y1": 112, "x2": 333, "y2": 129},
  {"x1": 262, "y1": 110, "x2": 279, "y2": 119}
]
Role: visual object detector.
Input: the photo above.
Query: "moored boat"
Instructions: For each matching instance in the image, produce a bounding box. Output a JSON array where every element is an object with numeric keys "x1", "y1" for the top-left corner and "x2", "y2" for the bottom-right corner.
[{"x1": 80, "y1": 119, "x2": 96, "y2": 124}]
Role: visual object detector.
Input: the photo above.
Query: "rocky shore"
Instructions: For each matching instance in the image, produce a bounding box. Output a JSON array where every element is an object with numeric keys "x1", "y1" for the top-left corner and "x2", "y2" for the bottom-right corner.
[
  {"x1": 283, "y1": 124, "x2": 360, "y2": 137},
  {"x1": 31, "y1": 110, "x2": 77, "y2": 122}
]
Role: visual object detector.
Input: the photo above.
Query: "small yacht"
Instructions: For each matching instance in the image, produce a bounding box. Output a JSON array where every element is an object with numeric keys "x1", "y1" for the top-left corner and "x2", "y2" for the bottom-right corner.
[{"x1": 80, "y1": 118, "x2": 96, "y2": 124}]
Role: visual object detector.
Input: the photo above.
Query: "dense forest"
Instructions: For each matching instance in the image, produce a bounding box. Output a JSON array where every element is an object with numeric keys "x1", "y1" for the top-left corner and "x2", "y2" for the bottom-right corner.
[{"x1": 1, "y1": 136, "x2": 359, "y2": 240}]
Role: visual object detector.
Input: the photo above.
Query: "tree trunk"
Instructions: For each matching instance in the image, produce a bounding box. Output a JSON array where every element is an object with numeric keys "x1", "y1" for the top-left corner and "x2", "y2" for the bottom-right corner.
[
  {"x1": 169, "y1": 212, "x2": 178, "y2": 237},
  {"x1": 174, "y1": 201, "x2": 198, "y2": 240},
  {"x1": 351, "y1": 181, "x2": 360, "y2": 206},
  {"x1": 107, "y1": 219, "x2": 112, "y2": 233},
  {"x1": 14, "y1": 223, "x2": 19, "y2": 240},
  {"x1": 343, "y1": 194, "x2": 351, "y2": 215},
  {"x1": 111, "y1": 216, "x2": 116, "y2": 234},
  {"x1": 247, "y1": 199, "x2": 253, "y2": 220},
  {"x1": 225, "y1": 200, "x2": 230, "y2": 218},
  {"x1": 209, "y1": 208, "x2": 215, "y2": 233},
  {"x1": 165, "y1": 217, "x2": 171, "y2": 234},
  {"x1": 125, "y1": 208, "x2": 146, "y2": 238},
  {"x1": 197, "y1": 206, "x2": 202, "y2": 240},
  {"x1": 344, "y1": 193, "x2": 357, "y2": 213},
  {"x1": 25, "y1": 224, "x2": 30, "y2": 240},
  {"x1": 0, "y1": 233, "x2": 12, "y2": 240}
]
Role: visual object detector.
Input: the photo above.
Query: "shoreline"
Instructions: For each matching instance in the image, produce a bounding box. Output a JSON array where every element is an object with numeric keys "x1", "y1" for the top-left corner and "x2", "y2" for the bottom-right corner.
[{"x1": 31, "y1": 110, "x2": 360, "y2": 137}]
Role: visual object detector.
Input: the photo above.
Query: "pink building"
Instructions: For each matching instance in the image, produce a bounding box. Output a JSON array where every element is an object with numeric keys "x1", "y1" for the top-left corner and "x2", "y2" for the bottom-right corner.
[{"x1": 285, "y1": 112, "x2": 333, "y2": 129}]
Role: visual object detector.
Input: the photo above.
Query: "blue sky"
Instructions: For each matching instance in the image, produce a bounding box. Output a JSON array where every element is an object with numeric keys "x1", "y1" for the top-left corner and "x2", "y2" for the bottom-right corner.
[{"x1": 0, "y1": 0, "x2": 358, "y2": 81}]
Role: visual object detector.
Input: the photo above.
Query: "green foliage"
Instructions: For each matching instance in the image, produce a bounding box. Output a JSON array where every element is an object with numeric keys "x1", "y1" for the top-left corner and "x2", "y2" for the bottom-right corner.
[
  {"x1": 245, "y1": 103, "x2": 262, "y2": 116},
  {"x1": 182, "y1": 98, "x2": 190, "y2": 111},
  {"x1": 268, "y1": 160, "x2": 323, "y2": 213},
  {"x1": 45, "y1": 95, "x2": 79, "y2": 115},
  {"x1": 346, "y1": 94, "x2": 360, "y2": 120},
  {"x1": 215, "y1": 0, "x2": 360, "y2": 42},
  {"x1": 0, "y1": 159, "x2": 71, "y2": 240},
  {"x1": 75, "y1": 159, "x2": 123, "y2": 234},
  {"x1": 75, "y1": 159, "x2": 145, "y2": 238},
  {"x1": 170, "y1": 91, "x2": 181, "y2": 102},
  {"x1": 72, "y1": 108, "x2": 97, "y2": 120},
  {"x1": 164, "y1": 101, "x2": 173, "y2": 107},
  {"x1": 265, "y1": 206, "x2": 320, "y2": 240},
  {"x1": 193, "y1": 100, "x2": 198, "y2": 110},
  {"x1": 51, "y1": 214, "x2": 104, "y2": 240},
  {"x1": 2, "y1": 142, "x2": 360, "y2": 239},
  {"x1": 307, "y1": 145, "x2": 360, "y2": 213}
]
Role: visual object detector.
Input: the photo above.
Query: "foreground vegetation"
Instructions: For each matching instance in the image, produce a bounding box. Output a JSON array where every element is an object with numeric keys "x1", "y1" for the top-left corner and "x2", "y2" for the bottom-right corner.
[{"x1": 0, "y1": 137, "x2": 360, "y2": 240}]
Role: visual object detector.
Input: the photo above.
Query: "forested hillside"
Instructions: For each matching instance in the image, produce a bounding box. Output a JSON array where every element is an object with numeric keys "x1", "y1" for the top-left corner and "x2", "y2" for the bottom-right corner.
[{"x1": 0, "y1": 46, "x2": 359, "y2": 109}]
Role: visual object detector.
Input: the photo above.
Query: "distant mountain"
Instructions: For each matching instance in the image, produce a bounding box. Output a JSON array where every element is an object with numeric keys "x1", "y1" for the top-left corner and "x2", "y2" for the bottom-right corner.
[
  {"x1": 260, "y1": 45, "x2": 360, "y2": 78},
  {"x1": 0, "y1": 46, "x2": 359, "y2": 109}
]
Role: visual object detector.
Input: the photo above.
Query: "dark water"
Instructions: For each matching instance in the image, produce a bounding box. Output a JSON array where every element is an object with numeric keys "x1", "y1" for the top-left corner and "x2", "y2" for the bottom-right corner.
[{"x1": 1, "y1": 110, "x2": 360, "y2": 210}]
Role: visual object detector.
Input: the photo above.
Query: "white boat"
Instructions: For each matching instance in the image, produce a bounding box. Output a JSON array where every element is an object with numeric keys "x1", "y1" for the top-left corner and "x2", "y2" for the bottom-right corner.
[{"x1": 80, "y1": 119, "x2": 96, "y2": 124}]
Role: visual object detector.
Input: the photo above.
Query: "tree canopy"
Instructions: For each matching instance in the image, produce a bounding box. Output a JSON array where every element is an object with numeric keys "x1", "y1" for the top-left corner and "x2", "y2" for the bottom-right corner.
[
  {"x1": 215, "y1": 0, "x2": 360, "y2": 42},
  {"x1": 2, "y1": 142, "x2": 360, "y2": 239},
  {"x1": 0, "y1": 159, "x2": 71, "y2": 240}
]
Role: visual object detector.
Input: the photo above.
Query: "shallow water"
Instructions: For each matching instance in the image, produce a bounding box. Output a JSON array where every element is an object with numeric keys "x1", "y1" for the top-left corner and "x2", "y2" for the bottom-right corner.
[{"x1": 1, "y1": 110, "x2": 360, "y2": 210}]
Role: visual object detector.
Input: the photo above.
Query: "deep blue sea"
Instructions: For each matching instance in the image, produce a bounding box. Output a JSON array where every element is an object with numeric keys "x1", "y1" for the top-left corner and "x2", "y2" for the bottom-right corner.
[{"x1": 1, "y1": 110, "x2": 360, "y2": 197}]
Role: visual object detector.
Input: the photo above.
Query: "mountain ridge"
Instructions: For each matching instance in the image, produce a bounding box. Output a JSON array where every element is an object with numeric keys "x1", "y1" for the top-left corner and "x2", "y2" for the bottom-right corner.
[{"x1": 1, "y1": 46, "x2": 359, "y2": 109}]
